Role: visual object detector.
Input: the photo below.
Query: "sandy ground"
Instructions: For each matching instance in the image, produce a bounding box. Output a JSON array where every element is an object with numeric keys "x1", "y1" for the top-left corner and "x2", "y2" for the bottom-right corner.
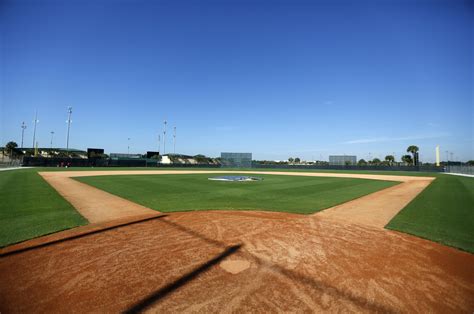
[
  {"x1": 39, "y1": 172, "x2": 159, "y2": 223},
  {"x1": 316, "y1": 179, "x2": 434, "y2": 228},
  {"x1": 1, "y1": 170, "x2": 472, "y2": 313}
]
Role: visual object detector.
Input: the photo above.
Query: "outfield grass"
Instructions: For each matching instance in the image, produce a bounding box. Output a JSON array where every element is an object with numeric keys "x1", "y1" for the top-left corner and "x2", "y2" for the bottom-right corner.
[
  {"x1": 0, "y1": 169, "x2": 87, "y2": 247},
  {"x1": 74, "y1": 173, "x2": 398, "y2": 214},
  {"x1": 386, "y1": 174, "x2": 474, "y2": 253}
]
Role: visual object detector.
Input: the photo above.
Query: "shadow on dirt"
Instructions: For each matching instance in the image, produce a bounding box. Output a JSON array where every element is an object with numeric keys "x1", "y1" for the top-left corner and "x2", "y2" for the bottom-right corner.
[
  {"x1": 0, "y1": 214, "x2": 168, "y2": 258},
  {"x1": 125, "y1": 217, "x2": 397, "y2": 313},
  {"x1": 124, "y1": 244, "x2": 242, "y2": 314}
]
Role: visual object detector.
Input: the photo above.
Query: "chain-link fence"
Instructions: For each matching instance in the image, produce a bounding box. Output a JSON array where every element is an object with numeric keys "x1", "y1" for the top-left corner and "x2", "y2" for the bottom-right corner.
[
  {"x1": 0, "y1": 160, "x2": 21, "y2": 168},
  {"x1": 254, "y1": 164, "x2": 444, "y2": 172},
  {"x1": 446, "y1": 165, "x2": 474, "y2": 176}
]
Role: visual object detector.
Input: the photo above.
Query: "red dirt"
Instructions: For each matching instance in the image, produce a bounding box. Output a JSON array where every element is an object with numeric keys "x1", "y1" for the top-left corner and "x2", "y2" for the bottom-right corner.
[
  {"x1": 0, "y1": 171, "x2": 472, "y2": 312},
  {"x1": 1, "y1": 211, "x2": 473, "y2": 312}
]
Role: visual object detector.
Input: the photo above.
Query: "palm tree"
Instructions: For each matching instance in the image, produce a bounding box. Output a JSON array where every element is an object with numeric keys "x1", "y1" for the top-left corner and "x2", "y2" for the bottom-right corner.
[
  {"x1": 372, "y1": 158, "x2": 381, "y2": 165},
  {"x1": 385, "y1": 155, "x2": 395, "y2": 165},
  {"x1": 5, "y1": 141, "x2": 18, "y2": 159},
  {"x1": 357, "y1": 159, "x2": 367, "y2": 166},
  {"x1": 402, "y1": 154, "x2": 413, "y2": 165},
  {"x1": 406, "y1": 145, "x2": 419, "y2": 165}
]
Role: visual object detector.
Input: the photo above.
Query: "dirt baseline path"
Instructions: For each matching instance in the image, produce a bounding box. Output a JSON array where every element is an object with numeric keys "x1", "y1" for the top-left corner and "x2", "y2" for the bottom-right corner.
[
  {"x1": 39, "y1": 172, "x2": 159, "y2": 223},
  {"x1": 39, "y1": 170, "x2": 434, "y2": 228}
]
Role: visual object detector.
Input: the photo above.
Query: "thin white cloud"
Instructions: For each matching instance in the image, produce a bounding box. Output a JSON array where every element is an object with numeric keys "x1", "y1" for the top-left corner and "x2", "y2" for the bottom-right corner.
[{"x1": 343, "y1": 133, "x2": 450, "y2": 145}]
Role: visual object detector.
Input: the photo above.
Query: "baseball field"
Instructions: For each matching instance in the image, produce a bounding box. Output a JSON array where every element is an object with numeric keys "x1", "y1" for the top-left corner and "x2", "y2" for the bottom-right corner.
[{"x1": 0, "y1": 167, "x2": 473, "y2": 312}]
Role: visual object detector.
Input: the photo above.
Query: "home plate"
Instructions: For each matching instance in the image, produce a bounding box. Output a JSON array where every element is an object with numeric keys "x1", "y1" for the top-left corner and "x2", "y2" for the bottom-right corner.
[{"x1": 220, "y1": 260, "x2": 251, "y2": 274}]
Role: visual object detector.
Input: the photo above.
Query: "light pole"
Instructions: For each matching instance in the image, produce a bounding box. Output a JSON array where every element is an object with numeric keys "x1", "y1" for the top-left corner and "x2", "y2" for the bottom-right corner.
[
  {"x1": 32, "y1": 110, "x2": 39, "y2": 148},
  {"x1": 163, "y1": 120, "x2": 167, "y2": 155},
  {"x1": 158, "y1": 134, "x2": 161, "y2": 153},
  {"x1": 127, "y1": 137, "x2": 131, "y2": 155},
  {"x1": 445, "y1": 150, "x2": 449, "y2": 171},
  {"x1": 21, "y1": 122, "x2": 27, "y2": 149},
  {"x1": 66, "y1": 107, "x2": 72, "y2": 155},
  {"x1": 50, "y1": 131, "x2": 55, "y2": 149},
  {"x1": 173, "y1": 126, "x2": 176, "y2": 154}
]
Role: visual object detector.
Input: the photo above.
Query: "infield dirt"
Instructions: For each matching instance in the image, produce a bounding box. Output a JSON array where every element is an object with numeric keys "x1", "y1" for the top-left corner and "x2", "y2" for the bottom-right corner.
[{"x1": 1, "y1": 170, "x2": 472, "y2": 313}]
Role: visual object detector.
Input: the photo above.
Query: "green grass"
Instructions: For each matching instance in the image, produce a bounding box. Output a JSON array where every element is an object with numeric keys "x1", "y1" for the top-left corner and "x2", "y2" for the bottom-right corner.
[
  {"x1": 1, "y1": 167, "x2": 472, "y2": 254},
  {"x1": 386, "y1": 174, "x2": 474, "y2": 253},
  {"x1": 74, "y1": 173, "x2": 398, "y2": 214},
  {"x1": 0, "y1": 169, "x2": 87, "y2": 247}
]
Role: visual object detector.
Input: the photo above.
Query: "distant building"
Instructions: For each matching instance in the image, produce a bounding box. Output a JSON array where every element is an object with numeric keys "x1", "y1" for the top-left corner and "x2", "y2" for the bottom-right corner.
[
  {"x1": 329, "y1": 155, "x2": 357, "y2": 165},
  {"x1": 18, "y1": 147, "x2": 87, "y2": 158},
  {"x1": 221, "y1": 152, "x2": 252, "y2": 168},
  {"x1": 109, "y1": 153, "x2": 142, "y2": 159}
]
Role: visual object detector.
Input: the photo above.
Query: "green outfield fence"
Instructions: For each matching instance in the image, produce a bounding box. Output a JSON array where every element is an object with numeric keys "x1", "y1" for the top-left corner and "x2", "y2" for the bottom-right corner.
[
  {"x1": 21, "y1": 156, "x2": 220, "y2": 168},
  {"x1": 252, "y1": 164, "x2": 443, "y2": 172},
  {"x1": 20, "y1": 156, "x2": 443, "y2": 172}
]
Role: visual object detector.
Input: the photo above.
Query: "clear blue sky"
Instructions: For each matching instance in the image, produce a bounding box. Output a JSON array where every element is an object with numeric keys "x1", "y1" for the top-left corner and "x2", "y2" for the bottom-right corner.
[{"x1": 1, "y1": 0, "x2": 473, "y2": 162}]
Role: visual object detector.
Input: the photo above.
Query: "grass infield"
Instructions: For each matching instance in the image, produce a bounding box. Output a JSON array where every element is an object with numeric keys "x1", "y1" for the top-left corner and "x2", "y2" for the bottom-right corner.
[
  {"x1": 74, "y1": 173, "x2": 398, "y2": 214},
  {"x1": 386, "y1": 174, "x2": 474, "y2": 253},
  {"x1": 0, "y1": 169, "x2": 87, "y2": 247}
]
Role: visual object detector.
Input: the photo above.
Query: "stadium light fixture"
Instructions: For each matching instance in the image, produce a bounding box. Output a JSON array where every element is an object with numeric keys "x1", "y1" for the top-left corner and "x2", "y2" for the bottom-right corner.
[
  {"x1": 163, "y1": 120, "x2": 167, "y2": 154},
  {"x1": 21, "y1": 122, "x2": 27, "y2": 149},
  {"x1": 50, "y1": 131, "x2": 55, "y2": 149},
  {"x1": 158, "y1": 134, "x2": 161, "y2": 153},
  {"x1": 32, "y1": 110, "x2": 39, "y2": 148},
  {"x1": 173, "y1": 126, "x2": 176, "y2": 154},
  {"x1": 66, "y1": 107, "x2": 73, "y2": 155}
]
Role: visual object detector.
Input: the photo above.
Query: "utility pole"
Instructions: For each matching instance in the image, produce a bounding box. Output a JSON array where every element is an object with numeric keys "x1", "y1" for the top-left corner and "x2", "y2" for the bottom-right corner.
[
  {"x1": 173, "y1": 126, "x2": 176, "y2": 154},
  {"x1": 163, "y1": 120, "x2": 167, "y2": 154},
  {"x1": 21, "y1": 122, "x2": 27, "y2": 149},
  {"x1": 32, "y1": 110, "x2": 39, "y2": 148},
  {"x1": 50, "y1": 131, "x2": 55, "y2": 149},
  {"x1": 66, "y1": 107, "x2": 72, "y2": 155}
]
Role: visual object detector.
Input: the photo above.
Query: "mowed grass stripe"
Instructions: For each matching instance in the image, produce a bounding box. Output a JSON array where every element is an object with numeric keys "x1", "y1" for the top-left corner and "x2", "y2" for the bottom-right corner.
[
  {"x1": 74, "y1": 174, "x2": 398, "y2": 215},
  {"x1": 386, "y1": 174, "x2": 474, "y2": 253},
  {"x1": 0, "y1": 170, "x2": 87, "y2": 247}
]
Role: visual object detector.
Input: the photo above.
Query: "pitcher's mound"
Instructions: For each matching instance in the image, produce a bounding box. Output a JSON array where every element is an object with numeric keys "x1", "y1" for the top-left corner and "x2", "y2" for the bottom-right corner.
[{"x1": 220, "y1": 259, "x2": 251, "y2": 274}]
